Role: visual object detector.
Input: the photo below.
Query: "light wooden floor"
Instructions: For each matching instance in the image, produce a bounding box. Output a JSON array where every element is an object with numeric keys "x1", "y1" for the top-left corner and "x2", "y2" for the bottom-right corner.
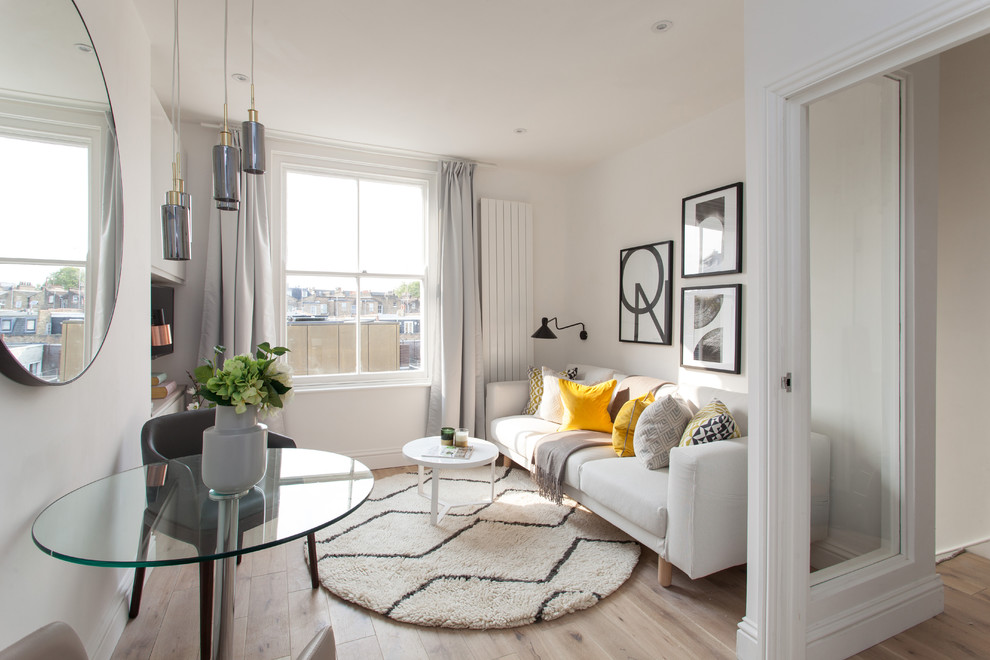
[{"x1": 111, "y1": 466, "x2": 990, "y2": 660}]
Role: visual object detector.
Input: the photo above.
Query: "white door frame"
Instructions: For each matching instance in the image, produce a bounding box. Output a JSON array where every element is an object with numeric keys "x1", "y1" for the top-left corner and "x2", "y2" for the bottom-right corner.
[{"x1": 739, "y1": 4, "x2": 990, "y2": 658}]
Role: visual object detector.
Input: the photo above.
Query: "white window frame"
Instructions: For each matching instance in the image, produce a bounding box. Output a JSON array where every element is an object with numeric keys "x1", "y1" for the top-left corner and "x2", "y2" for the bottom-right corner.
[
  {"x1": 0, "y1": 97, "x2": 106, "y2": 361},
  {"x1": 270, "y1": 144, "x2": 438, "y2": 389}
]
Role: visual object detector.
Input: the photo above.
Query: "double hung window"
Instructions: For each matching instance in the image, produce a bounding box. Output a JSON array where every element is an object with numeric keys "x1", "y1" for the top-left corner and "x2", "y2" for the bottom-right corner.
[
  {"x1": 277, "y1": 152, "x2": 435, "y2": 387},
  {"x1": 0, "y1": 100, "x2": 104, "y2": 381}
]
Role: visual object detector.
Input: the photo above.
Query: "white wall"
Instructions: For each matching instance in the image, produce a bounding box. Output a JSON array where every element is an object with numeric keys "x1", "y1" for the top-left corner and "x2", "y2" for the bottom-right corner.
[
  {"x1": 543, "y1": 98, "x2": 747, "y2": 391},
  {"x1": 936, "y1": 34, "x2": 990, "y2": 557},
  {"x1": 0, "y1": 0, "x2": 150, "y2": 655}
]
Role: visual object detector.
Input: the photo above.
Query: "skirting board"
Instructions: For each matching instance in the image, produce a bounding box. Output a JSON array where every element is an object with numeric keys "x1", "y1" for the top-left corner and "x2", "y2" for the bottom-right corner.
[
  {"x1": 343, "y1": 447, "x2": 409, "y2": 470},
  {"x1": 807, "y1": 574, "x2": 944, "y2": 659},
  {"x1": 89, "y1": 572, "x2": 133, "y2": 660},
  {"x1": 735, "y1": 574, "x2": 943, "y2": 659},
  {"x1": 736, "y1": 617, "x2": 760, "y2": 660}
]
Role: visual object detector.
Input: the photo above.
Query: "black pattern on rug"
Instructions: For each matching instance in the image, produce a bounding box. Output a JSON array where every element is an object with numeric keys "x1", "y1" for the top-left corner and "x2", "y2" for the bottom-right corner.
[{"x1": 307, "y1": 466, "x2": 640, "y2": 629}]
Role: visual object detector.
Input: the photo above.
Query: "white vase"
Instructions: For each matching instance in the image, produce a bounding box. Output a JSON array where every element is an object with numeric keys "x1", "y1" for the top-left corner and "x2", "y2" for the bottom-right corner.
[{"x1": 201, "y1": 405, "x2": 269, "y2": 494}]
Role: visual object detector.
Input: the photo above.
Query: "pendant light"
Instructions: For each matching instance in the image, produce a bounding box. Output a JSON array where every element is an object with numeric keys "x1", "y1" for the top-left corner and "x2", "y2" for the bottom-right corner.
[
  {"x1": 241, "y1": 0, "x2": 265, "y2": 174},
  {"x1": 212, "y1": 0, "x2": 240, "y2": 211},
  {"x1": 161, "y1": 0, "x2": 191, "y2": 261}
]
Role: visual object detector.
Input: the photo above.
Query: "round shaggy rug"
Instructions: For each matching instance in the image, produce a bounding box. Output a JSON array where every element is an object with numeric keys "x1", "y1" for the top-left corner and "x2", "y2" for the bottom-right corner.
[{"x1": 308, "y1": 465, "x2": 640, "y2": 629}]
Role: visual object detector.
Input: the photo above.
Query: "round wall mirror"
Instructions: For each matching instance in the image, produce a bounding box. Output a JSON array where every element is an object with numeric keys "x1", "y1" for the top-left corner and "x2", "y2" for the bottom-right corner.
[{"x1": 0, "y1": 0, "x2": 123, "y2": 385}]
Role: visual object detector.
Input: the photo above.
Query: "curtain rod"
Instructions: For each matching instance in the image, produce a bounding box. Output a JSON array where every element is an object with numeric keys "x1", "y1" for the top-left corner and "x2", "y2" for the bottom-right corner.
[{"x1": 199, "y1": 121, "x2": 497, "y2": 168}]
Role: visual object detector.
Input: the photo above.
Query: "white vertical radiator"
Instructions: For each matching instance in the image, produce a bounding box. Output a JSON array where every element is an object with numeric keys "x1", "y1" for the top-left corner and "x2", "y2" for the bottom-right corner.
[{"x1": 480, "y1": 199, "x2": 533, "y2": 383}]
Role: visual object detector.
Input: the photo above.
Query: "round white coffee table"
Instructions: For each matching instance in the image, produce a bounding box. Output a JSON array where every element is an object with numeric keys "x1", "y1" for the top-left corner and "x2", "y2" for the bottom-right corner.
[{"x1": 402, "y1": 436, "x2": 499, "y2": 525}]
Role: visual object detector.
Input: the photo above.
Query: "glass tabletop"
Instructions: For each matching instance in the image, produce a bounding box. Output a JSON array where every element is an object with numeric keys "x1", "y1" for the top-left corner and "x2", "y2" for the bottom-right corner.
[{"x1": 32, "y1": 448, "x2": 374, "y2": 567}]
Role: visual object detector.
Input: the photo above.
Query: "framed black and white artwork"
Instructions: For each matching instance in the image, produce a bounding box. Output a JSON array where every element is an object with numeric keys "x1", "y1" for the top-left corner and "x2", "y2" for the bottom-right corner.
[
  {"x1": 619, "y1": 240, "x2": 673, "y2": 345},
  {"x1": 681, "y1": 283, "x2": 741, "y2": 373},
  {"x1": 681, "y1": 182, "x2": 743, "y2": 277}
]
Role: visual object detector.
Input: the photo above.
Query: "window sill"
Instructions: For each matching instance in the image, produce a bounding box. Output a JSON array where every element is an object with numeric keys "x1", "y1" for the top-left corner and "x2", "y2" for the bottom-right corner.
[{"x1": 293, "y1": 379, "x2": 432, "y2": 394}]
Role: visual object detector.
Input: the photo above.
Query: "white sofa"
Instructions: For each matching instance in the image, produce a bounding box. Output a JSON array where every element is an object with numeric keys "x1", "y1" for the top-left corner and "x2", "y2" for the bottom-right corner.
[{"x1": 485, "y1": 364, "x2": 830, "y2": 586}]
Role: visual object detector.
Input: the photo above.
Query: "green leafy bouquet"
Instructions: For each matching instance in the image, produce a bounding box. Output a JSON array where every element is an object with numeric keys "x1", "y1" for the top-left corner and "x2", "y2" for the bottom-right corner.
[{"x1": 194, "y1": 343, "x2": 293, "y2": 417}]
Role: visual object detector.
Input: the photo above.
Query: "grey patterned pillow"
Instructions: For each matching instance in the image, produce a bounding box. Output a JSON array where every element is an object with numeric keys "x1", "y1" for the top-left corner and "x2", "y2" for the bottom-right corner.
[{"x1": 632, "y1": 394, "x2": 693, "y2": 470}]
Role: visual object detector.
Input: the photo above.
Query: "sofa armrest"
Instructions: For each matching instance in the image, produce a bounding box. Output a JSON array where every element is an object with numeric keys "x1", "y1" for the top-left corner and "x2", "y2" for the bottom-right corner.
[
  {"x1": 665, "y1": 437, "x2": 748, "y2": 579},
  {"x1": 485, "y1": 380, "x2": 530, "y2": 438}
]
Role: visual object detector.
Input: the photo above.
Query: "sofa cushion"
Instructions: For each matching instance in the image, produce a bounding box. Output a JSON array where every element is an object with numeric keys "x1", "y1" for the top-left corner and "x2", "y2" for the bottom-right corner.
[
  {"x1": 608, "y1": 375, "x2": 670, "y2": 420},
  {"x1": 524, "y1": 366, "x2": 576, "y2": 415},
  {"x1": 559, "y1": 378, "x2": 617, "y2": 433},
  {"x1": 633, "y1": 394, "x2": 693, "y2": 469},
  {"x1": 561, "y1": 445, "x2": 616, "y2": 490},
  {"x1": 679, "y1": 398, "x2": 741, "y2": 446},
  {"x1": 678, "y1": 385, "x2": 747, "y2": 435},
  {"x1": 566, "y1": 364, "x2": 616, "y2": 385},
  {"x1": 579, "y1": 457, "x2": 669, "y2": 538},
  {"x1": 611, "y1": 392, "x2": 655, "y2": 457},
  {"x1": 490, "y1": 415, "x2": 561, "y2": 464}
]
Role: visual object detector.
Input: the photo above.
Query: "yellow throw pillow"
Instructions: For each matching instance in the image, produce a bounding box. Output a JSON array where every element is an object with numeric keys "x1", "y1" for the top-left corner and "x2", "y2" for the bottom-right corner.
[
  {"x1": 558, "y1": 378, "x2": 618, "y2": 433},
  {"x1": 611, "y1": 391, "x2": 655, "y2": 456},
  {"x1": 679, "y1": 398, "x2": 741, "y2": 446}
]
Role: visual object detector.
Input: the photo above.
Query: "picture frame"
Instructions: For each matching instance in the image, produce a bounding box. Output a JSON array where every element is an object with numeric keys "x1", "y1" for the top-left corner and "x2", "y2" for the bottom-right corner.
[
  {"x1": 681, "y1": 182, "x2": 743, "y2": 277},
  {"x1": 619, "y1": 240, "x2": 673, "y2": 345},
  {"x1": 681, "y1": 283, "x2": 741, "y2": 373}
]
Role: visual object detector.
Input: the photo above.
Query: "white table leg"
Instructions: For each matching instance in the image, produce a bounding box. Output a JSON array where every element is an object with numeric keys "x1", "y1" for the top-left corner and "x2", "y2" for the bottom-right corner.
[
  {"x1": 430, "y1": 468, "x2": 440, "y2": 525},
  {"x1": 418, "y1": 465, "x2": 425, "y2": 496}
]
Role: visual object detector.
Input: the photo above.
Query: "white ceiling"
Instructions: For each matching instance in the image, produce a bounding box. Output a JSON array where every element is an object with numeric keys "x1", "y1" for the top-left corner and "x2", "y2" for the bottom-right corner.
[
  {"x1": 133, "y1": 0, "x2": 743, "y2": 172},
  {"x1": 0, "y1": 0, "x2": 108, "y2": 106}
]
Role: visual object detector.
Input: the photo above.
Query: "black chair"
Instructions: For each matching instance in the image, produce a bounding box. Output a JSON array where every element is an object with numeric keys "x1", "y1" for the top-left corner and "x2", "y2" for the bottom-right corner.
[{"x1": 129, "y1": 408, "x2": 321, "y2": 660}]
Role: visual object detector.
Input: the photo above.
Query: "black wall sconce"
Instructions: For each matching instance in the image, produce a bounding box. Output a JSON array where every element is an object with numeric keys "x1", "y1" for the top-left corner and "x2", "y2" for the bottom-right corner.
[{"x1": 532, "y1": 316, "x2": 588, "y2": 340}]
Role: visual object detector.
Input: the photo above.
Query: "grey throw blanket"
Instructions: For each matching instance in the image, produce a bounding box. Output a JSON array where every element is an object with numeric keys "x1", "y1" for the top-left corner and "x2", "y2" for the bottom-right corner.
[{"x1": 532, "y1": 430, "x2": 611, "y2": 504}]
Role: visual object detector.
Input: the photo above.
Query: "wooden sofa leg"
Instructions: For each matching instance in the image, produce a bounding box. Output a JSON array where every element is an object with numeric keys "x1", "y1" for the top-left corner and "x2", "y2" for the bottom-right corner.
[{"x1": 658, "y1": 557, "x2": 673, "y2": 587}]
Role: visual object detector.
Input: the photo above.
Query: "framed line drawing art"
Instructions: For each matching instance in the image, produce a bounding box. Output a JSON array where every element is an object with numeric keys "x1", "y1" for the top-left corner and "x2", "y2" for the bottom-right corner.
[
  {"x1": 682, "y1": 182, "x2": 743, "y2": 277},
  {"x1": 619, "y1": 240, "x2": 673, "y2": 345},
  {"x1": 681, "y1": 283, "x2": 741, "y2": 373}
]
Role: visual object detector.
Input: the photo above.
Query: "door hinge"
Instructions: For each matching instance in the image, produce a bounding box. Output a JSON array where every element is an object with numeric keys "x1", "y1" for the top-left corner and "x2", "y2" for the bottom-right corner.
[{"x1": 781, "y1": 372, "x2": 792, "y2": 392}]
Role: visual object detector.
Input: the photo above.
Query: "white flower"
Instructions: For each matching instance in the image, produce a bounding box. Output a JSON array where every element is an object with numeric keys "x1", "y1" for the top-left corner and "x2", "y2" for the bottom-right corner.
[{"x1": 187, "y1": 401, "x2": 200, "y2": 410}]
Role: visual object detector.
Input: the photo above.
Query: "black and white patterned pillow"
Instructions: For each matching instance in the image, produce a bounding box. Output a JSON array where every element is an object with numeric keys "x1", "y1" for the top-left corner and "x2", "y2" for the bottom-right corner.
[{"x1": 687, "y1": 413, "x2": 736, "y2": 444}]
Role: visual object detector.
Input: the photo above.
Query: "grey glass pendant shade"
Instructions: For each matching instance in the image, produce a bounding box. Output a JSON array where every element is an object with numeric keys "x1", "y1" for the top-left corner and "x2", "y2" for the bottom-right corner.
[
  {"x1": 161, "y1": 191, "x2": 191, "y2": 261},
  {"x1": 242, "y1": 109, "x2": 265, "y2": 174},
  {"x1": 212, "y1": 138, "x2": 240, "y2": 211}
]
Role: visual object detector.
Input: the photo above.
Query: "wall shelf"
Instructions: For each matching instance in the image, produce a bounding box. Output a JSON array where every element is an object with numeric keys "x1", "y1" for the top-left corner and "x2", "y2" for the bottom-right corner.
[{"x1": 150, "y1": 387, "x2": 184, "y2": 418}]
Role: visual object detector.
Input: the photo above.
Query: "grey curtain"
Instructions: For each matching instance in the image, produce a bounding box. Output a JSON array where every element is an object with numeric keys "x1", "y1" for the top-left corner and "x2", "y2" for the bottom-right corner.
[
  {"x1": 427, "y1": 160, "x2": 485, "y2": 437},
  {"x1": 92, "y1": 111, "x2": 122, "y2": 356},
  {"x1": 198, "y1": 132, "x2": 277, "y2": 363}
]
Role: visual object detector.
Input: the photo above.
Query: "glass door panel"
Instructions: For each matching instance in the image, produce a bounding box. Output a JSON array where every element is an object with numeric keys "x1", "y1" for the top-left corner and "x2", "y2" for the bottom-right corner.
[{"x1": 808, "y1": 75, "x2": 902, "y2": 581}]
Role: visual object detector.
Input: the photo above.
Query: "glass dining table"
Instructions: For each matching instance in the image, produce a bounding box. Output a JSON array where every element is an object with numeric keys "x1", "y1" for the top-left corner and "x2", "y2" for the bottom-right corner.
[{"x1": 32, "y1": 448, "x2": 374, "y2": 660}]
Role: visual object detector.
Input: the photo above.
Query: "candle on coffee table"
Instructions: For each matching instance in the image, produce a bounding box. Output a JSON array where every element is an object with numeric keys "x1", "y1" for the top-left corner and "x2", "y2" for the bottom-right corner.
[{"x1": 454, "y1": 428, "x2": 469, "y2": 447}]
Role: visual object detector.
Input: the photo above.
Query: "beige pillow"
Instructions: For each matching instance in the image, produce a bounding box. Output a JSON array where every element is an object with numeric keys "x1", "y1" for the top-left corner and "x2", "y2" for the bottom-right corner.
[
  {"x1": 538, "y1": 366, "x2": 573, "y2": 424},
  {"x1": 523, "y1": 365, "x2": 575, "y2": 415}
]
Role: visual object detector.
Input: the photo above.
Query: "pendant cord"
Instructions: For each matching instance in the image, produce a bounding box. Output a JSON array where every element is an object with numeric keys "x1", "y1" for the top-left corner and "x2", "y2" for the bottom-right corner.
[
  {"x1": 223, "y1": 0, "x2": 229, "y2": 114},
  {"x1": 171, "y1": 0, "x2": 178, "y2": 175},
  {"x1": 176, "y1": 0, "x2": 181, "y2": 159},
  {"x1": 251, "y1": 0, "x2": 255, "y2": 85}
]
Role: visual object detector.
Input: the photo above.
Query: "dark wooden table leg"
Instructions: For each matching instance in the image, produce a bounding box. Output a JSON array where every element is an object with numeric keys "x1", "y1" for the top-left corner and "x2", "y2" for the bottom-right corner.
[
  {"x1": 200, "y1": 561, "x2": 214, "y2": 660},
  {"x1": 128, "y1": 567, "x2": 145, "y2": 618},
  {"x1": 307, "y1": 533, "x2": 319, "y2": 588}
]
